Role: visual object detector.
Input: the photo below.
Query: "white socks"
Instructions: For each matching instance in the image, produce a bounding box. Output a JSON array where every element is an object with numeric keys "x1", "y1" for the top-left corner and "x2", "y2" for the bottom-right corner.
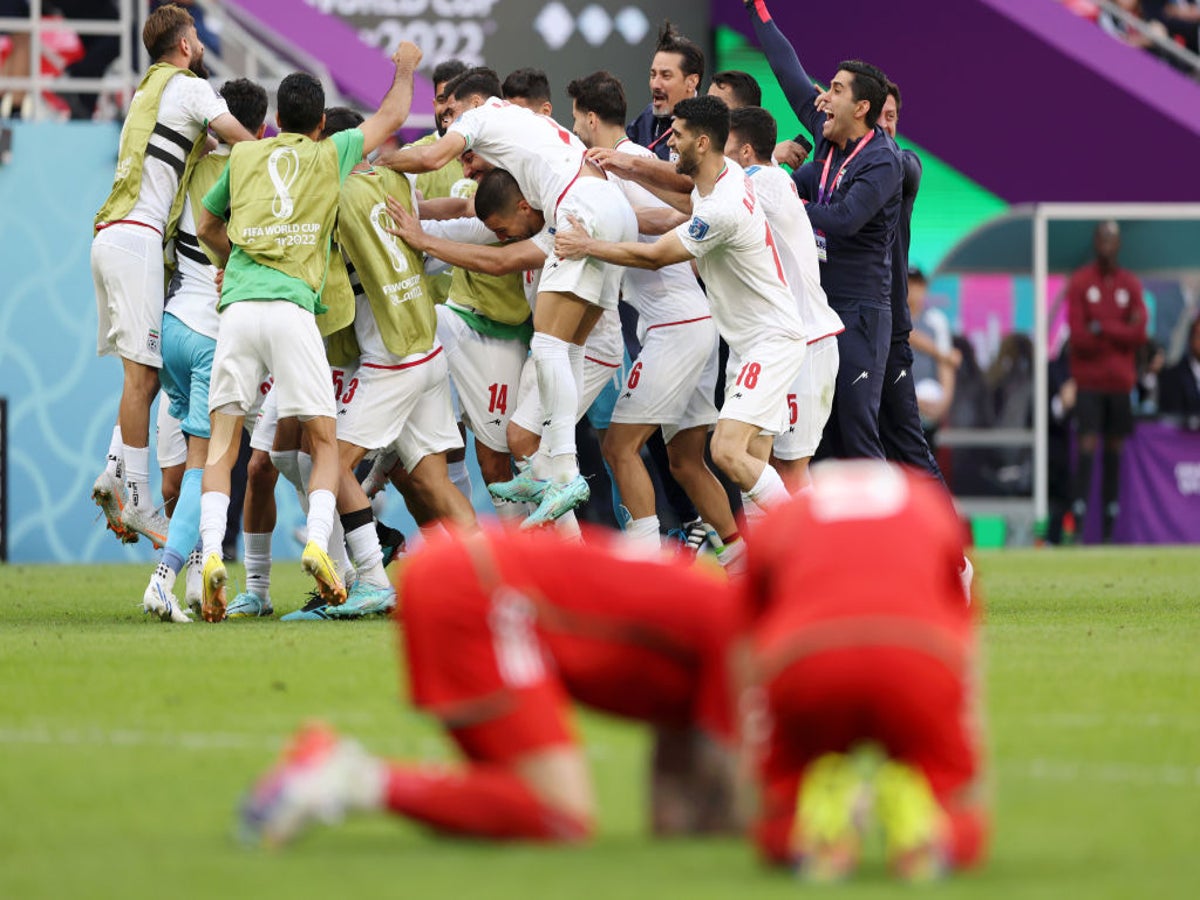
[
  {"x1": 244, "y1": 532, "x2": 272, "y2": 600},
  {"x1": 625, "y1": 515, "x2": 661, "y2": 549},
  {"x1": 123, "y1": 443, "x2": 151, "y2": 510},
  {"x1": 746, "y1": 463, "x2": 789, "y2": 512},
  {"x1": 491, "y1": 495, "x2": 526, "y2": 521},
  {"x1": 200, "y1": 491, "x2": 231, "y2": 560},
  {"x1": 306, "y1": 489, "x2": 336, "y2": 551},
  {"x1": 105, "y1": 426, "x2": 123, "y2": 479},
  {"x1": 344, "y1": 521, "x2": 387, "y2": 588},
  {"x1": 447, "y1": 458, "x2": 473, "y2": 501},
  {"x1": 531, "y1": 332, "x2": 579, "y2": 482}
]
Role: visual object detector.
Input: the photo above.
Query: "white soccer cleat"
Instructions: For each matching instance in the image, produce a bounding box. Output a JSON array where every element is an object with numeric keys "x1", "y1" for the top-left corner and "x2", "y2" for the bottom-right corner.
[
  {"x1": 238, "y1": 724, "x2": 379, "y2": 848},
  {"x1": 119, "y1": 505, "x2": 170, "y2": 549},
  {"x1": 142, "y1": 576, "x2": 192, "y2": 624},
  {"x1": 184, "y1": 550, "x2": 203, "y2": 615},
  {"x1": 92, "y1": 471, "x2": 138, "y2": 543}
]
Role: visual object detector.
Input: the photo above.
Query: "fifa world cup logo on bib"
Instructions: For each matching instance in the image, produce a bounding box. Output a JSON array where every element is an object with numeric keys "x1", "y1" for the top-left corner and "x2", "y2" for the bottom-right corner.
[
  {"x1": 268, "y1": 146, "x2": 300, "y2": 219},
  {"x1": 370, "y1": 201, "x2": 409, "y2": 273}
]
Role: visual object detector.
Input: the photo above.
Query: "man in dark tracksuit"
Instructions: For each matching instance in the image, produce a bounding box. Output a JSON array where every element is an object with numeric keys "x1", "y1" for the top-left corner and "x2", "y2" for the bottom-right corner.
[
  {"x1": 746, "y1": 0, "x2": 901, "y2": 460},
  {"x1": 626, "y1": 22, "x2": 705, "y2": 161},
  {"x1": 877, "y1": 81, "x2": 945, "y2": 480}
]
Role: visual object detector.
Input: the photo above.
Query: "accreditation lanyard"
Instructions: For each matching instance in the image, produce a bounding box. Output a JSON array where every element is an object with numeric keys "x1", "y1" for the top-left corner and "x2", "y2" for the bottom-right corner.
[{"x1": 816, "y1": 130, "x2": 874, "y2": 205}]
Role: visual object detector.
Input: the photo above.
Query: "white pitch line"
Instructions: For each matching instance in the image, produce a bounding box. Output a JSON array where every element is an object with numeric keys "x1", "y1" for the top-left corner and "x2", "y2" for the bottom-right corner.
[
  {"x1": 1003, "y1": 713, "x2": 1200, "y2": 730},
  {"x1": 1, "y1": 726, "x2": 1198, "y2": 789},
  {"x1": 1001, "y1": 758, "x2": 1200, "y2": 788}
]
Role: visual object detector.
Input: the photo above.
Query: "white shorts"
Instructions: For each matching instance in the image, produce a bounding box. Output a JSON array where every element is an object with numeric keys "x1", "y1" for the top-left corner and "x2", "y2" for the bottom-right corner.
[
  {"x1": 720, "y1": 336, "x2": 807, "y2": 435},
  {"x1": 330, "y1": 363, "x2": 360, "y2": 417},
  {"x1": 208, "y1": 301, "x2": 336, "y2": 421},
  {"x1": 773, "y1": 335, "x2": 840, "y2": 460},
  {"x1": 92, "y1": 223, "x2": 165, "y2": 367},
  {"x1": 610, "y1": 316, "x2": 719, "y2": 444},
  {"x1": 509, "y1": 349, "x2": 623, "y2": 435},
  {"x1": 336, "y1": 346, "x2": 464, "y2": 472},
  {"x1": 156, "y1": 397, "x2": 188, "y2": 469},
  {"x1": 540, "y1": 177, "x2": 636, "y2": 310},
  {"x1": 437, "y1": 304, "x2": 528, "y2": 454},
  {"x1": 248, "y1": 382, "x2": 278, "y2": 452}
]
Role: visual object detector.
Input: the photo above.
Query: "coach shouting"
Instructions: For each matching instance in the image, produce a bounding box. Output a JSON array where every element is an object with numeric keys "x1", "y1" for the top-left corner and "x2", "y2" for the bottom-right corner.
[{"x1": 745, "y1": 0, "x2": 901, "y2": 460}]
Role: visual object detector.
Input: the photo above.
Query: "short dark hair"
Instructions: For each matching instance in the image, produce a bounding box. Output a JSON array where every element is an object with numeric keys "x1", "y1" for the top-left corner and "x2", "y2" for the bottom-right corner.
[
  {"x1": 655, "y1": 20, "x2": 705, "y2": 83},
  {"x1": 502, "y1": 68, "x2": 552, "y2": 106},
  {"x1": 711, "y1": 70, "x2": 761, "y2": 108},
  {"x1": 143, "y1": 4, "x2": 194, "y2": 61},
  {"x1": 447, "y1": 66, "x2": 502, "y2": 102},
  {"x1": 672, "y1": 95, "x2": 728, "y2": 150},
  {"x1": 566, "y1": 71, "x2": 626, "y2": 126},
  {"x1": 474, "y1": 168, "x2": 524, "y2": 221},
  {"x1": 886, "y1": 80, "x2": 902, "y2": 110},
  {"x1": 837, "y1": 59, "x2": 888, "y2": 129},
  {"x1": 907, "y1": 266, "x2": 926, "y2": 285},
  {"x1": 432, "y1": 58, "x2": 468, "y2": 90},
  {"x1": 729, "y1": 106, "x2": 776, "y2": 162},
  {"x1": 276, "y1": 72, "x2": 325, "y2": 134},
  {"x1": 219, "y1": 78, "x2": 268, "y2": 134},
  {"x1": 321, "y1": 106, "x2": 364, "y2": 138}
]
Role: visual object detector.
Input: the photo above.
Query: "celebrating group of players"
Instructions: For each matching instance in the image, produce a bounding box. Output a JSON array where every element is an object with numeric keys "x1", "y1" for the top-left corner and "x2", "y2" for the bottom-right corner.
[{"x1": 83, "y1": 0, "x2": 988, "y2": 880}]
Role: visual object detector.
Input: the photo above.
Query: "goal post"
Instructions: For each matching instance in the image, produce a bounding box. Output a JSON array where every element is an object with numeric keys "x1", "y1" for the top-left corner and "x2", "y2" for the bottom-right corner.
[{"x1": 1031, "y1": 202, "x2": 1200, "y2": 530}]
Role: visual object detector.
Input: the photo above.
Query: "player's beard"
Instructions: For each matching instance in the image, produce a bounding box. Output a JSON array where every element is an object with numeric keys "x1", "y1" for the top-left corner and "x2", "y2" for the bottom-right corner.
[
  {"x1": 188, "y1": 51, "x2": 210, "y2": 80},
  {"x1": 675, "y1": 148, "x2": 699, "y2": 178}
]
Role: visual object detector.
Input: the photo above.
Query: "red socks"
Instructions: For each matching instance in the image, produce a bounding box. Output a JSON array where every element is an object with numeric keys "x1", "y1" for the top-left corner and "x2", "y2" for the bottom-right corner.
[{"x1": 384, "y1": 764, "x2": 591, "y2": 843}]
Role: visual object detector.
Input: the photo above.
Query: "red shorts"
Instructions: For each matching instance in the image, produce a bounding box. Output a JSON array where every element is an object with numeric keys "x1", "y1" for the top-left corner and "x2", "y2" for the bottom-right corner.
[
  {"x1": 400, "y1": 541, "x2": 576, "y2": 763},
  {"x1": 752, "y1": 644, "x2": 988, "y2": 869},
  {"x1": 399, "y1": 532, "x2": 733, "y2": 761}
]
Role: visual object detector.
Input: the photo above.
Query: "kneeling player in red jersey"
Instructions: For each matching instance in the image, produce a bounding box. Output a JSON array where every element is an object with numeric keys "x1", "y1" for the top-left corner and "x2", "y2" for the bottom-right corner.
[
  {"x1": 239, "y1": 527, "x2": 739, "y2": 846},
  {"x1": 740, "y1": 461, "x2": 988, "y2": 882}
]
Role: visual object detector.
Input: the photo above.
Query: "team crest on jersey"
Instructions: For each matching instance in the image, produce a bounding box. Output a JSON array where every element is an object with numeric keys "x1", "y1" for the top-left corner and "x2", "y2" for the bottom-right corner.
[
  {"x1": 146, "y1": 329, "x2": 160, "y2": 354},
  {"x1": 688, "y1": 217, "x2": 710, "y2": 240}
]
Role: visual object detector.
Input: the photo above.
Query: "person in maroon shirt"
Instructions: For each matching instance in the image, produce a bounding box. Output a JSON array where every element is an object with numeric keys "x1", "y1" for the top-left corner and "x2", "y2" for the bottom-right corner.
[{"x1": 1066, "y1": 221, "x2": 1148, "y2": 541}]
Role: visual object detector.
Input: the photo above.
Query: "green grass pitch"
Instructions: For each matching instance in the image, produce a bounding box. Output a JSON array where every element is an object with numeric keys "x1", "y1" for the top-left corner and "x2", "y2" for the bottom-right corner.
[{"x1": 1, "y1": 547, "x2": 1197, "y2": 898}]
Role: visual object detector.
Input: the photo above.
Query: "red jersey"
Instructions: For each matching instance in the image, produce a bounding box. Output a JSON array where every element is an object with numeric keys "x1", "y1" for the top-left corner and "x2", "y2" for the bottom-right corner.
[
  {"x1": 742, "y1": 463, "x2": 975, "y2": 677},
  {"x1": 399, "y1": 526, "x2": 739, "y2": 741},
  {"x1": 1066, "y1": 262, "x2": 1147, "y2": 393}
]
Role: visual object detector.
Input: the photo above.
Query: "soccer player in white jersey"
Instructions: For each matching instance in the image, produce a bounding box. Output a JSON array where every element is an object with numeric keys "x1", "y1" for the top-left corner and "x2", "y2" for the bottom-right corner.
[
  {"x1": 90, "y1": 4, "x2": 254, "y2": 548},
  {"x1": 137, "y1": 78, "x2": 270, "y2": 623},
  {"x1": 386, "y1": 168, "x2": 623, "y2": 537},
  {"x1": 379, "y1": 66, "x2": 637, "y2": 527},
  {"x1": 556, "y1": 95, "x2": 806, "y2": 518},
  {"x1": 725, "y1": 106, "x2": 844, "y2": 498},
  {"x1": 566, "y1": 71, "x2": 743, "y2": 559},
  {"x1": 194, "y1": 47, "x2": 422, "y2": 623}
]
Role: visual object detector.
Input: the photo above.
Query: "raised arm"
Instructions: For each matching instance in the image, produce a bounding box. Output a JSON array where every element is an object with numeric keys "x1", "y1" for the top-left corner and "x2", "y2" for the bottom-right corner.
[
  {"x1": 745, "y1": 0, "x2": 821, "y2": 138},
  {"x1": 358, "y1": 42, "x2": 424, "y2": 156},
  {"x1": 555, "y1": 214, "x2": 693, "y2": 270}
]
